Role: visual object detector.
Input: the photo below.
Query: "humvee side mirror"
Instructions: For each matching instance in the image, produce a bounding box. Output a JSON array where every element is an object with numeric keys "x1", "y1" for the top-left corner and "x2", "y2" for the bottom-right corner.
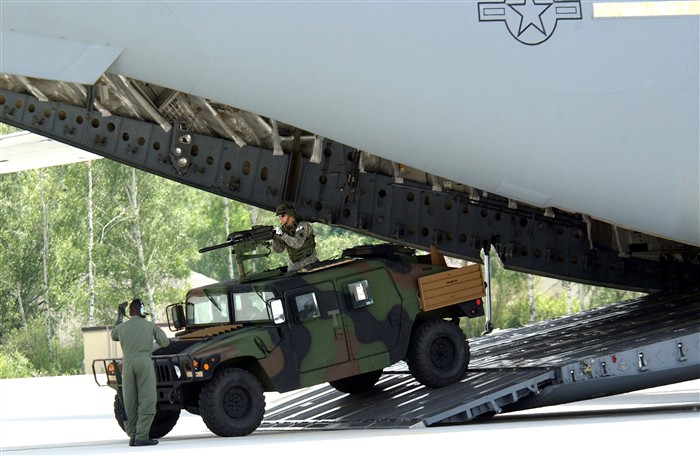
[
  {"x1": 269, "y1": 299, "x2": 285, "y2": 324},
  {"x1": 169, "y1": 304, "x2": 186, "y2": 330}
]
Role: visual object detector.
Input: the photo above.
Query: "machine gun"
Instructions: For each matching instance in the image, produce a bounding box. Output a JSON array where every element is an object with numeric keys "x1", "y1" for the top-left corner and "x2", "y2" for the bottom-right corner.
[{"x1": 199, "y1": 225, "x2": 275, "y2": 277}]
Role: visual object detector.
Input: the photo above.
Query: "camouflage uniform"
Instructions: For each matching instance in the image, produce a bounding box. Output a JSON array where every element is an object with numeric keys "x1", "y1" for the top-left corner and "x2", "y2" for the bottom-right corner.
[
  {"x1": 111, "y1": 314, "x2": 170, "y2": 442},
  {"x1": 272, "y1": 220, "x2": 317, "y2": 272}
]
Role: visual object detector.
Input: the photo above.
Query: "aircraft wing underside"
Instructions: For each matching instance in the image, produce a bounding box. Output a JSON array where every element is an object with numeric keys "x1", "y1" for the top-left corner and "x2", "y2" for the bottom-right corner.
[{"x1": 1, "y1": 74, "x2": 698, "y2": 292}]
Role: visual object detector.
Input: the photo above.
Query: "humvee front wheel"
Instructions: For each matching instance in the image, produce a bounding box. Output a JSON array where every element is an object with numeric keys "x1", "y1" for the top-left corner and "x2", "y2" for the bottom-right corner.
[
  {"x1": 113, "y1": 394, "x2": 180, "y2": 438},
  {"x1": 329, "y1": 369, "x2": 383, "y2": 394},
  {"x1": 198, "y1": 367, "x2": 265, "y2": 437},
  {"x1": 407, "y1": 319, "x2": 470, "y2": 388}
]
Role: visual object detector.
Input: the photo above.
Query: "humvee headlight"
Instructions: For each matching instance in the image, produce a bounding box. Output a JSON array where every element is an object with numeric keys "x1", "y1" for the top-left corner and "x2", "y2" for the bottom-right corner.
[{"x1": 173, "y1": 365, "x2": 181, "y2": 379}]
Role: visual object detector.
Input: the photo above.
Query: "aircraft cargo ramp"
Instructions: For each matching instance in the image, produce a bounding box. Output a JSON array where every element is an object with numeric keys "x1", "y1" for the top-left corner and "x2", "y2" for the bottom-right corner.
[{"x1": 259, "y1": 287, "x2": 700, "y2": 430}]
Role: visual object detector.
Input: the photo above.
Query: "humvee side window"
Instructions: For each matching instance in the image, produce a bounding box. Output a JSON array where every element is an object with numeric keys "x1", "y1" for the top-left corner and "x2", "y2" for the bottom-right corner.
[
  {"x1": 348, "y1": 280, "x2": 373, "y2": 309},
  {"x1": 295, "y1": 292, "x2": 321, "y2": 322}
]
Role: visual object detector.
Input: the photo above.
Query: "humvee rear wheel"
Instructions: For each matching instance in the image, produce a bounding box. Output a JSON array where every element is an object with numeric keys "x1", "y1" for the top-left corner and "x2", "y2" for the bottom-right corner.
[
  {"x1": 407, "y1": 319, "x2": 470, "y2": 388},
  {"x1": 329, "y1": 369, "x2": 383, "y2": 394},
  {"x1": 198, "y1": 367, "x2": 265, "y2": 437},
  {"x1": 113, "y1": 394, "x2": 180, "y2": 438}
]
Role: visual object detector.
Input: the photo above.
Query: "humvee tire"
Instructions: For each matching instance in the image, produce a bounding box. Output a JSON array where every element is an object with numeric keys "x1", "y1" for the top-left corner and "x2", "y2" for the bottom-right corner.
[
  {"x1": 113, "y1": 393, "x2": 180, "y2": 438},
  {"x1": 407, "y1": 319, "x2": 470, "y2": 388},
  {"x1": 329, "y1": 369, "x2": 383, "y2": 394},
  {"x1": 149, "y1": 408, "x2": 181, "y2": 438},
  {"x1": 198, "y1": 367, "x2": 265, "y2": 437}
]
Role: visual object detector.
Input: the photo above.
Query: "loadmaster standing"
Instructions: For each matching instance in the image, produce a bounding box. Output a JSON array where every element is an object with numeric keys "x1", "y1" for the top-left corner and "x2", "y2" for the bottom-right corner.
[{"x1": 111, "y1": 299, "x2": 170, "y2": 446}]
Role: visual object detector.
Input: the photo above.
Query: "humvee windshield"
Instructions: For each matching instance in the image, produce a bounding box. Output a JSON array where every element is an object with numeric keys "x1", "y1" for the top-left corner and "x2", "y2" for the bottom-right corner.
[
  {"x1": 186, "y1": 289, "x2": 275, "y2": 325},
  {"x1": 187, "y1": 292, "x2": 229, "y2": 325},
  {"x1": 232, "y1": 291, "x2": 274, "y2": 322}
]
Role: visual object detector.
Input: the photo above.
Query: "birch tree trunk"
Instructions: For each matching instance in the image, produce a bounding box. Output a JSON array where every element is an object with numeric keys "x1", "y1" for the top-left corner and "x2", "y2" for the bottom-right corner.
[
  {"x1": 16, "y1": 282, "x2": 27, "y2": 330},
  {"x1": 565, "y1": 281, "x2": 573, "y2": 315},
  {"x1": 87, "y1": 160, "x2": 96, "y2": 326},
  {"x1": 127, "y1": 169, "x2": 157, "y2": 322},
  {"x1": 39, "y1": 169, "x2": 53, "y2": 362},
  {"x1": 528, "y1": 274, "x2": 535, "y2": 323},
  {"x1": 224, "y1": 198, "x2": 235, "y2": 279},
  {"x1": 249, "y1": 205, "x2": 258, "y2": 273}
]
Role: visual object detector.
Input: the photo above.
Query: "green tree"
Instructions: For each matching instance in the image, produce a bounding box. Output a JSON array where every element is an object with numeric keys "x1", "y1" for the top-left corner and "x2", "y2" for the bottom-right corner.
[
  {"x1": 0, "y1": 123, "x2": 20, "y2": 135},
  {"x1": 0, "y1": 172, "x2": 44, "y2": 336},
  {"x1": 187, "y1": 195, "x2": 259, "y2": 281},
  {"x1": 88, "y1": 161, "x2": 199, "y2": 322},
  {"x1": 1, "y1": 316, "x2": 83, "y2": 376},
  {"x1": 314, "y1": 225, "x2": 379, "y2": 261},
  {"x1": 585, "y1": 285, "x2": 643, "y2": 309},
  {"x1": 0, "y1": 163, "x2": 93, "y2": 373},
  {"x1": 533, "y1": 292, "x2": 568, "y2": 322},
  {"x1": 488, "y1": 250, "x2": 530, "y2": 329},
  {"x1": 0, "y1": 349, "x2": 35, "y2": 379}
]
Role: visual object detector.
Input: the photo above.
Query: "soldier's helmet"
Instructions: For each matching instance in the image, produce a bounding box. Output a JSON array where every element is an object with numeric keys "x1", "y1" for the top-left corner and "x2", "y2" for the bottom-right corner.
[{"x1": 275, "y1": 203, "x2": 296, "y2": 218}]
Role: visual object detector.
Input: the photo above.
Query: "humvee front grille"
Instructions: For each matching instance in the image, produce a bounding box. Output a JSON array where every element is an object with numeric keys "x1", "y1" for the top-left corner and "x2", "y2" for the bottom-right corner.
[{"x1": 153, "y1": 354, "x2": 196, "y2": 386}]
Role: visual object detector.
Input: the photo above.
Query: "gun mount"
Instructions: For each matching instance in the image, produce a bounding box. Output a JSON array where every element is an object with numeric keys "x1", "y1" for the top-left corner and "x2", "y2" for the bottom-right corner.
[{"x1": 199, "y1": 225, "x2": 275, "y2": 277}]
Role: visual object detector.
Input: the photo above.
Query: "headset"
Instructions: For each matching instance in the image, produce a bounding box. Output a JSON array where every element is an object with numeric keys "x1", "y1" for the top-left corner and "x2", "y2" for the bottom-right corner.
[{"x1": 130, "y1": 298, "x2": 148, "y2": 317}]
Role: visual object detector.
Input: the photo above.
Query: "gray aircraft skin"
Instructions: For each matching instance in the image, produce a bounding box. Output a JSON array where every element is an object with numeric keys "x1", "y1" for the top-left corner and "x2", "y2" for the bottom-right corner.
[{"x1": 0, "y1": 1, "x2": 698, "y2": 249}]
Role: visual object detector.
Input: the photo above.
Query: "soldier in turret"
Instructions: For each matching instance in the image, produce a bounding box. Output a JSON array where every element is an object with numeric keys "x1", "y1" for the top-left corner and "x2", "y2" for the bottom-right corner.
[{"x1": 272, "y1": 203, "x2": 318, "y2": 272}]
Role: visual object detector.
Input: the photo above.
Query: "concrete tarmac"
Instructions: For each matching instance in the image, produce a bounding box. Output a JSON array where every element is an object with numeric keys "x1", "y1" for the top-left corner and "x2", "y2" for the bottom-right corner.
[{"x1": 1, "y1": 375, "x2": 698, "y2": 456}]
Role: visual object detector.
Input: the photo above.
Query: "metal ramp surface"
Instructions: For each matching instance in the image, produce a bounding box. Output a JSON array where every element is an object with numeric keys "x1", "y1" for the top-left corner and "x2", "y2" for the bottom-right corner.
[{"x1": 259, "y1": 288, "x2": 700, "y2": 430}]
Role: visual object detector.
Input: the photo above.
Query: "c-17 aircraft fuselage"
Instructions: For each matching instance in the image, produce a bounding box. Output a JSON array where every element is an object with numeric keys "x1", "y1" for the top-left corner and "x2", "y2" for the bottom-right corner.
[{"x1": 1, "y1": 0, "x2": 698, "y2": 291}]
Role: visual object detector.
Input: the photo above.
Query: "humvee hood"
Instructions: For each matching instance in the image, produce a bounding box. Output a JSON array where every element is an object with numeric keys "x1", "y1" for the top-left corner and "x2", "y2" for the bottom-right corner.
[{"x1": 179, "y1": 325, "x2": 282, "y2": 360}]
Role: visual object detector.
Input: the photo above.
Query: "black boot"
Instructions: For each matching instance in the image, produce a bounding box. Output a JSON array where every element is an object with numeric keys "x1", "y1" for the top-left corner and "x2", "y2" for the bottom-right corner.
[
  {"x1": 129, "y1": 436, "x2": 135, "y2": 446},
  {"x1": 132, "y1": 439, "x2": 158, "y2": 446}
]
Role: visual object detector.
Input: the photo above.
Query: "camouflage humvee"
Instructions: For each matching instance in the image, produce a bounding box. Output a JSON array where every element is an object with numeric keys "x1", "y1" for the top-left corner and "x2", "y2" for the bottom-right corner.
[{"x1": 95, "y1": 241, "x2": 485, "y2": 438}]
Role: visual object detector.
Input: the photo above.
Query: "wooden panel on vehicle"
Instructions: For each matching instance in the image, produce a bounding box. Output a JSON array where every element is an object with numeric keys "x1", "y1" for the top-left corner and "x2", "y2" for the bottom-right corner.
[{"x1": 418, "y1": 264, "x2": 484, "y2": 311}]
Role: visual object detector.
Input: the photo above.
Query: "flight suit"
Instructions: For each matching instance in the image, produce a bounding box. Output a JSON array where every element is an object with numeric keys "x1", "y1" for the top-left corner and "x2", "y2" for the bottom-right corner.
[{"x1": 111, "y1": 316, "x2": 170, "y2": 441}]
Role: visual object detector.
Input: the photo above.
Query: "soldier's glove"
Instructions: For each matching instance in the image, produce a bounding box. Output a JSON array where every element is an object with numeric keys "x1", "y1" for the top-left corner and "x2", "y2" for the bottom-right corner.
[
  {"x1": 115, "y1": 301, "x2": 128, "y2": 325},
  {"x1": 274, "y1": 226, "x2": 283, "y2": 236}
]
